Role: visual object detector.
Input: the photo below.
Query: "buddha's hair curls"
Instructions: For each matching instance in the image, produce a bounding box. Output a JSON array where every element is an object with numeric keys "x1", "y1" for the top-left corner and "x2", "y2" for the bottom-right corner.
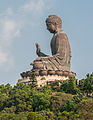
[{"x1": 46, "y1": 15, "x2": 62, "y2": 28}]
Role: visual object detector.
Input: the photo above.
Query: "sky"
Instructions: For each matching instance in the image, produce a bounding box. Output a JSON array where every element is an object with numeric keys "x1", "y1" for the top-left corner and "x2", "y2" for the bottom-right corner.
[{"x1": 0, "y1": 0, "x2": 93, "y2": 85}]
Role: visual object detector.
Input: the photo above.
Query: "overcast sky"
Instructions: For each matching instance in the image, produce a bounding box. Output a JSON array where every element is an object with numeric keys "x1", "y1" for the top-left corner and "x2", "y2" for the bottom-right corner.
[{"x1": 0, "y1": 0, "x2": 93, "y2": 85}]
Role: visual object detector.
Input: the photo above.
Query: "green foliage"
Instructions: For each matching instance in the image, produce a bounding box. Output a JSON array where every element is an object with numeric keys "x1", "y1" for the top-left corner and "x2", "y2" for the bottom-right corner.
[
  {"x1": 48, "y1": 80, "x2": 60, "y2": 91},
  {"x1": 73, "y1": 93, "x2": 83, "y2": 103},
  {"x1": 83, "y1": 76, "x2": 92, "y2": 96},
  {"x1": 27, "y1": 112, "x2": 45, "y2": 120},
  {"x1": 0, "y1": 112, "x2": 28, "y2": 120},
  {"x1": 0, "y1": 73, "x2": 93, "y2": 119},
  {"x1": 39, "y1": 111, "x2": 55, "y2": 120},
  {"x1": 30, "y1": 72, "x2": 37, "y2": 88},
  {"x1": 2, "y1": 106, "x2": 16, "y2": 113},
  {"x1": 39, "y1": 86, "x2": 52, "y2": 95},
  {"x1": 59, "y1": 77, "x2": 78, "y2": 94},
  {"x1": 50, "y1": 92, "x2": 73, "y2": 112},
  {"x1": 79, "y1": 73, "x2": 93, "y2": 96},
  {"x1": 32, "y1": 92, "x2": 50, "y2": 111},
  {"x1": 76, "y1": 98, "x2": 93, "y2": 120},
  {"x1": 41, "y1": 77, "x2": 46, "y2": 80},
  {"x1": 77, "y1": 98, "x2": 93, "y2": 113},
  {"x1": 57, "y1": 111, "x2": 81, "y2": 120},
  {"x1": 61, "y1": 100, "x2": 77, "y2": 112}
]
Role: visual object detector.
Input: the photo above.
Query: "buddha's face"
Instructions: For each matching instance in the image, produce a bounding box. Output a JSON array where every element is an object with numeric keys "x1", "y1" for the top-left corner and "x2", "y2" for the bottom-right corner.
[{"x1": 46, "y1": 23, "x2": 56, "y2": 33}]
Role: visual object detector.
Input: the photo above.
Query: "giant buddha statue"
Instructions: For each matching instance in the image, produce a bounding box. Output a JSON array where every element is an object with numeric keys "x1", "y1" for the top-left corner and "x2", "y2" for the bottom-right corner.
[
  {"x1": 31, "y1": 15, "x2": 71, "y2": 71},
  {"x1": 19, "y1": 15, "x2": 76, "y2": 85}
]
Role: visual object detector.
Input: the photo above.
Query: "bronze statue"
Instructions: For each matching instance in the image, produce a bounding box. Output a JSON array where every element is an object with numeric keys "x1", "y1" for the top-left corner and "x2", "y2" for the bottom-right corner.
[{"x1": 31, "y1": 15, "x2": 71, "y2": 71}]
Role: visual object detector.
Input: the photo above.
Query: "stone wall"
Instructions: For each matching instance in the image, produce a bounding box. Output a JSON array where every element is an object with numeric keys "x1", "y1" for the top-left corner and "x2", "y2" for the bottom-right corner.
[{"x1": 18, "y1": 75, "x2": 69, "y2": 87}]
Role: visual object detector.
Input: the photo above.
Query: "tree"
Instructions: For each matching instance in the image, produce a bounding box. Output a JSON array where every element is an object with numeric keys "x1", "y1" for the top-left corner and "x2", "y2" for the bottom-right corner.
[
  {"x1": 83, "y1": 74, "x2": 93, "y2": 96},
  {"x1": 30, "y1": 72, "x2": 37, "y2": 88},
  {"x1": 60, "y1": 77, "x2": 78, "y2": 94},
  {"x1": 32, "y1": 92, "x2": 50, "y2": 111},
  {"x1": 27, "y1": 112, "x2": 45, "y2": 120},
  {"x1": 61, "y1": 100, "x2": 77, "y2": 112},
  {"x1": 51, "y1": 93, "x2": 73, "y2": 112}
]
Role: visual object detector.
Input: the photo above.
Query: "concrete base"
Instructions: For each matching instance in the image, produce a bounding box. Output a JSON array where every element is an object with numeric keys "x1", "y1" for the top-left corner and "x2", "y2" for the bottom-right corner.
[{"x1": 18, "y1": 75, "x2": 69, "y2": 87}]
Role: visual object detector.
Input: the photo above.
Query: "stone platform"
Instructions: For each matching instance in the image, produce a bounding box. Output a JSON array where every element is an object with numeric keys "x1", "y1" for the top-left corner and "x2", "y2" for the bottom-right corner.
[{"x1": 18, "y1": 70, "x2": 76, "y2": 87}]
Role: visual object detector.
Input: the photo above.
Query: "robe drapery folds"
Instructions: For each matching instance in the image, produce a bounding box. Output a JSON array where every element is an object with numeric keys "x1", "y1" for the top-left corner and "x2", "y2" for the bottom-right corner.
[{"x1": 37, "y1": 30, "x2": 71, "y2": 71}]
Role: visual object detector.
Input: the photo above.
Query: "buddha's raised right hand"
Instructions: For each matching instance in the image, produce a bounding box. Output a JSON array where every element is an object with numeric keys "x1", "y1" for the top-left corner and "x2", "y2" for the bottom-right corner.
[{"x1": 35, "y1": 43, "x2": 40, "y2": 53}]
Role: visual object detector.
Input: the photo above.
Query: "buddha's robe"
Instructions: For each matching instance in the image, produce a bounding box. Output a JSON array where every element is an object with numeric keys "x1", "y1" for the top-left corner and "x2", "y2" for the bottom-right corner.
[{"x1": 37, "y1": 30, "x2": 71, "y2": 71}]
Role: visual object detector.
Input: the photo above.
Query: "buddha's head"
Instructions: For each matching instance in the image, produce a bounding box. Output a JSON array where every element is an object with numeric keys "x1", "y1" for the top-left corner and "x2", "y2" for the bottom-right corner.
[{"x1": 46, "y1": 15, "x2": 62, "y2": 33}]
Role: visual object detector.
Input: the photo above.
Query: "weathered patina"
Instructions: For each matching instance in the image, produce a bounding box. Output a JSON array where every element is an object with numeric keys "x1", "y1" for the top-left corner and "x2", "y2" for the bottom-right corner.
[{"x1": 32, "y1": 15, "x2": 71, "y2": 71}]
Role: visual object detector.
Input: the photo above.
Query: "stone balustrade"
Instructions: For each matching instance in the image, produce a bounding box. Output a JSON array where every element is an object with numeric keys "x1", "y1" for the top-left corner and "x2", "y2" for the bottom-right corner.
[{"x1": 20, "y1": 70, "x2": 76, "y2": 78}]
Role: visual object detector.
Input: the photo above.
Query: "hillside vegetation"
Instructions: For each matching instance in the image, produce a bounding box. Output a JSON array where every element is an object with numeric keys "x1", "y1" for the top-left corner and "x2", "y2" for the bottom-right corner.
[{"x1": 0, "y1": 73, "x2": 93, "y2": 120}]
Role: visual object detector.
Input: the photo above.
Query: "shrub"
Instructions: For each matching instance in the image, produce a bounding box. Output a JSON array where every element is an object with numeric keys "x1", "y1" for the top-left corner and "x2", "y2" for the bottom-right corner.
[
  {"x1": 51, "y1": 93, "x2": 73, "y2": 112},
  {"x1": 27, "y1": 112, "x2": 45, "y2": 120}
]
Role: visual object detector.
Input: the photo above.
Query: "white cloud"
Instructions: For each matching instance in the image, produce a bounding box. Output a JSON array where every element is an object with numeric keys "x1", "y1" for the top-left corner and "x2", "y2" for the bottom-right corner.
[
  {"x1": 0, "y1": 9, "x2": 20, "y2": 69},
  {"x1": 0, "y1": 50, "x2": 14, "y2": 69},
  {"x1": 6, "y1": 8, "x2": 13, "y2": 16},
  {"x1": 22, "y1": 0, "x2": 44, "y2": 12},
  {"x1": 0, "y1": 0, "x2": 53, "y2": 69},
  {"x1": 1, "y1": 19, "x2": 20, "y2": 46},
  {"x1": 0, "y1": 51, "x2": 8, "y2": 66}
]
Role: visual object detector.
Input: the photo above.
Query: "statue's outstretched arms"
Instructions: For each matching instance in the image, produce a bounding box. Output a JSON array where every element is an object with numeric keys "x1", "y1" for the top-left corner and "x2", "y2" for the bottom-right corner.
[{"x1": 35, "y1": 43, "x2": 48, "y2": 57}]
